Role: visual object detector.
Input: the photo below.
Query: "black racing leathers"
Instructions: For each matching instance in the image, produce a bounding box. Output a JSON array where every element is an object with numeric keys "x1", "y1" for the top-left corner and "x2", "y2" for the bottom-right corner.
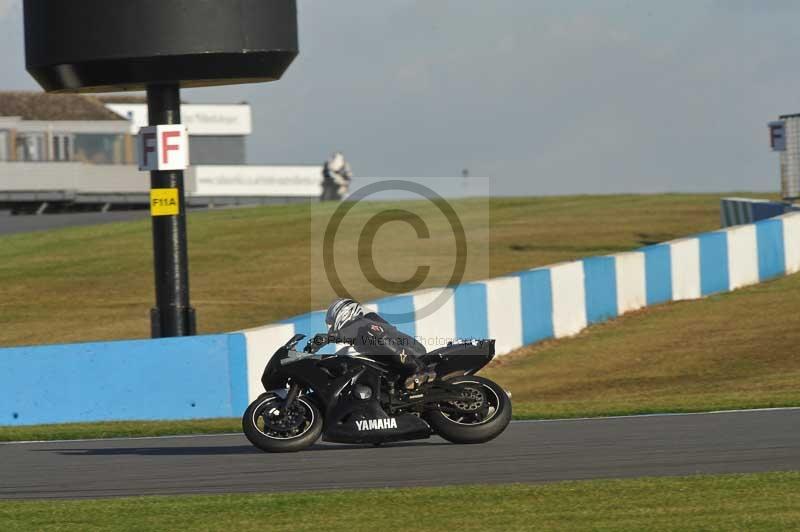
[{"x1": 316, "y1": 312, "x2": 427, "y2": 376}]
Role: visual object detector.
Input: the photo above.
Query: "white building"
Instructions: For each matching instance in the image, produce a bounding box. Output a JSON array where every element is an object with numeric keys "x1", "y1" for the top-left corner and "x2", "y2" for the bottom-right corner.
[
  {"x1": 104, "y1": 97, "x2": 251, "y2": 166},
  {"x1": 0, "y1": 92, "x2": 322, "y2": 213}
]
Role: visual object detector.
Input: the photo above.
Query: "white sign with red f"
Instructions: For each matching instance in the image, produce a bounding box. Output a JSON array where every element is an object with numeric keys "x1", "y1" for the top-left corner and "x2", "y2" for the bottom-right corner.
[{"x1": 137, "y1": 125, "x2": 190, "y2": 171}]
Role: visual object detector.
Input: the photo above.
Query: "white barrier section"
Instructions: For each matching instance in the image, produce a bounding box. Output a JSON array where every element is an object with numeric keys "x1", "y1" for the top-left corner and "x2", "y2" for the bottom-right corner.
[
  {"x1": 614, "y1": 251, "x2": 646, "y2": 314},
  {"x1": 725, "y1": 224, "x2": 759, "y2": 290},
  {"x1": 241, "y1": 322, "x2": 296, "y2": 402},
  {"x1": 484, "y1": 277, "x2": 523, "y2": 355},
  {"x1": 549, "y1": 262, "x2": 587, "y2": 338},
  {"x1": 783, "y1": 212, "x2": 800, "y2": 274},
  {"x1": 669, "y1": 238, "x2": 701, "y2": 301},
  {"x1": 412, "y1": 287, "x2": 456, "y2": 351}
]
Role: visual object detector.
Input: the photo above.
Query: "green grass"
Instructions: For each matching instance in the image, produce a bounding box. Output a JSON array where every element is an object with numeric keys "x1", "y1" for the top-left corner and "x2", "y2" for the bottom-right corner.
[
  {"x1": 0, "y1": 419, "x2": 240, "y2": 442},
  {"x1": 1, "y1": 473, "x2": 798, "y2": 531},
  {"x1": 0, "y1": 193, "x2": 753, "y2": 347}
]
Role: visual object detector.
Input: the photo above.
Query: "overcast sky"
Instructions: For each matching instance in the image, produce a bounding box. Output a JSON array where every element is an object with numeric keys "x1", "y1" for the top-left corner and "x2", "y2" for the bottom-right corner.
[{"x1": 1, "y1": 1, "x2": 798, "y2": 196}]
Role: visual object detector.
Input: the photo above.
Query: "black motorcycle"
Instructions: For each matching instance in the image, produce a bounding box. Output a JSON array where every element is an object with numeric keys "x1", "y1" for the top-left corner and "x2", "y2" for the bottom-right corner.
[{"x1": 242, "y1": 333, "x2": 512, "y2": 452}]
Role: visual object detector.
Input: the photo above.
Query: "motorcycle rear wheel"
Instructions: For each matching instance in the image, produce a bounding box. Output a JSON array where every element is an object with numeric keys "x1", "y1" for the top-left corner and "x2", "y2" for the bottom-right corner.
[
  {"x1": 424, "y1": 376, "x2": 512, "y2": 444},
  {"x1": 243, "y1": 393, "x2": 323, "y2": 453}
]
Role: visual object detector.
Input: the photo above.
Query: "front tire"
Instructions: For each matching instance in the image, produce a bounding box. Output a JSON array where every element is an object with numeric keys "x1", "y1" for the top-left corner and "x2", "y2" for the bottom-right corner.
[
  {"x1": 242, "y1": 393, "x2": 323, "y2": 453},
  {"x1": 424, "y1": 376, "x2": 512, "y2": 444}
]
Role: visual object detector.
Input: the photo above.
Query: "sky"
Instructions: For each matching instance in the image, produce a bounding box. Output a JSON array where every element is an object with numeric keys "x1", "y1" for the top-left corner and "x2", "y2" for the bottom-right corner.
[{"x1": 2, "y1": 0, "x2": 799, "y2": 196}]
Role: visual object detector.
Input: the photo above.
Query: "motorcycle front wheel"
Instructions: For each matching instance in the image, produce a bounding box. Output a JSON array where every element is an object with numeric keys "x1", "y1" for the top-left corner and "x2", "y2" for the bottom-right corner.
[
  {"x1": 424, "y1": 376, "x2": 512, "y2": 444},
  {"x1": 242, "y1": 393, "x2": 323, "y2": 453}
]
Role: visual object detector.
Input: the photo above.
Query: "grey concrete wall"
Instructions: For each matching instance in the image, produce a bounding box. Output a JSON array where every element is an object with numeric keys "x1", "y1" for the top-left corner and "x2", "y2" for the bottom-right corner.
[{"x1": 0, "y1": 162, "x2": 146, "y2": 193}]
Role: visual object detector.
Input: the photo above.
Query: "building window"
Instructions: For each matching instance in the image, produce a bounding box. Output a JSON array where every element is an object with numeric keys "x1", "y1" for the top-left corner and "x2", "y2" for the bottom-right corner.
[
  {"x1": 52, "y1": 134, "x2": 73, "y2": 161},
  {"x1": 0, "y1": 131, "x2": 7, "y2": 162},
  {"x1": 16, "y1": 133, "x2": 45, "y2": 162},
  {"x1": 74, "y1": 134, "x2": 124, "y2": 164}
]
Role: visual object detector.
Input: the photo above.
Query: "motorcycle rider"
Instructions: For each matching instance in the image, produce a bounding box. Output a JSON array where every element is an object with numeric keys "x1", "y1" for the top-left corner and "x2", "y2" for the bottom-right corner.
[
  {"x1": 311, "y1": 298, "x2": 435, "y2": 390},
  {"x1": 320, "y1": 152, "x2": 352, "y2": 201}
]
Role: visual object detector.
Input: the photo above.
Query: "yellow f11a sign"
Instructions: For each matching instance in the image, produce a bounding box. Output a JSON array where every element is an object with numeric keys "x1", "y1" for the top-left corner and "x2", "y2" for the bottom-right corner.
[{"x1": 150, "y1": 188, "x2": 180, "y2": 216}]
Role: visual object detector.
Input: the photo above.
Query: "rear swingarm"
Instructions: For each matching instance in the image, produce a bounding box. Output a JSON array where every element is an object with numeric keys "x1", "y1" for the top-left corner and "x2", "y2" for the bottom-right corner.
[{"x1": 389, "y1": 382, "x2": 469, "y2": 410}]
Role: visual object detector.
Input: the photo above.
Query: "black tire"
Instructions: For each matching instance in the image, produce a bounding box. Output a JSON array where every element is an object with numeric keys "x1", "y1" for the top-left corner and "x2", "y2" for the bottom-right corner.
[
  {"x1": 242, "y1": 393, "x2": 323, "y2": 453},
  {"x1": 424, "y1": 376, "x2": 512, "y2": 444}
]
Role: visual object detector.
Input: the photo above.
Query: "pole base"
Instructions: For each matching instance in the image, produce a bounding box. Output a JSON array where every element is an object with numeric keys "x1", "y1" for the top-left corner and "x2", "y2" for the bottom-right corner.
[{"x1": 150, "y1": 307, "x2": 197, "y2": 339}]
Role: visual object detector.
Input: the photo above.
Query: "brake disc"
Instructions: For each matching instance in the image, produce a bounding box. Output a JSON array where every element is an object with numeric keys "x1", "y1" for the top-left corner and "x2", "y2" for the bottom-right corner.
[
  {"x1": 452, "y1": 386, "x2": 485, "y2": 412},
  {"x1": 265, "y1": 403, "x2": 306, "y2": 431}
]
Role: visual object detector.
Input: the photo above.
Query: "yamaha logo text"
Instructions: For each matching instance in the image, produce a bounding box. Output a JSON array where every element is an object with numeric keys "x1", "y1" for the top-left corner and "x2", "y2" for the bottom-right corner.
[{"x1": 355, "y1": 418, "x2": 398, "y2": 431}]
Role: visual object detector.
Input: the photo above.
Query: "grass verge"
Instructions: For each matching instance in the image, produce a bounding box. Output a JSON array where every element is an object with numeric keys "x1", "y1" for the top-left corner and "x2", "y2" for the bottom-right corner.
[
  {"x1": 0, "y1": 419, "x2": 240, "y2": 442},
  {"x1": 0, "y1": 193, "x2": 752, "y2": 347},
  {"x1": 1, "y1": 473, "x2": 798, "y2": 531}
]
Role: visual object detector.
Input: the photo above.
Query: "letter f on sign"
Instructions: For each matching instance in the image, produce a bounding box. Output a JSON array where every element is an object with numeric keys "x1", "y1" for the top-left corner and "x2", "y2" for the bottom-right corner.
[
  {"x1": 162, "y1": 130, "x2": 181, "y2": 164},
  {"x1": 142, "y1": 132, "x2": 157, "y2": 167}
]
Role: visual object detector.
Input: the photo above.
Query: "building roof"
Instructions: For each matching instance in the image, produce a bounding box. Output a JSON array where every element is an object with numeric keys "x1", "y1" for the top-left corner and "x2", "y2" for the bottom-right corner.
[
  {"x1": 0, "y1": 91, "x2": 125, "y2": 121},
  {"x1": 98, "y1": 95, "x2": 148, "y2": 104}
]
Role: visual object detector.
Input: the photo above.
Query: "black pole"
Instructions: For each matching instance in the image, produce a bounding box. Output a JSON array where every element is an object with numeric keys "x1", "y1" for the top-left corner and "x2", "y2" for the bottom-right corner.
[{"x1": 146, "y1": 83, "x2": 196, "y2": 338}]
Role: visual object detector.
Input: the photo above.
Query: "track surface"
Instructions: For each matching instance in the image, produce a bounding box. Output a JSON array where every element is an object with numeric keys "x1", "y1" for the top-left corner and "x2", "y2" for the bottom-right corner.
[
  {"x1": 0, "y1": 211, "x2": 149, "y2": 236},
  {"x1": 1, "y1": 409, "x2": 798, "y2": 500}
]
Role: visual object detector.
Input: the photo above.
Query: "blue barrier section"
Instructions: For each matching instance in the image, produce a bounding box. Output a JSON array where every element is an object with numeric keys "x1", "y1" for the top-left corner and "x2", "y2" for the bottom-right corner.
[
  {"x1": 517, "y1": 270, "x2": 554, "y2": 344},
  {"x1": 0, "y1": 335, "x2": 239, "y2": 426},
  {"x1": 699, "y1": 232, "x2": 729, "y2": 296},
  {"x1": 751, "y1": 202, "x2": 787, "y2": 222},
  {"x1": 582, "y1": 257, "x2": 618, "y2": 324},
  {"x1": 226, "y1": 334, "x2": 250, "y2": 416},
  {"x1": 643, "y1": 245, "x2": 672, "y2": 305},
  {"x1": 454, "y1": 283, "x2": 489, "y2": 339},
  {"x1": 756, "y1": 219, "x2": 786, "y2": 280},
  {"x1": 376, "y1": 295, "x2": 416, "y2": 337}
]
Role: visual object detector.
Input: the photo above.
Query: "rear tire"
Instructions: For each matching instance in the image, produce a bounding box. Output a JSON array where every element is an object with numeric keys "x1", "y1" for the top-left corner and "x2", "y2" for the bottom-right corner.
[
  {"x1": 242, "y1": 393, "x2": 323, "y2": 453},
  {"x1": 424, "y1": 376, "x2": 511, "y2": 444}
]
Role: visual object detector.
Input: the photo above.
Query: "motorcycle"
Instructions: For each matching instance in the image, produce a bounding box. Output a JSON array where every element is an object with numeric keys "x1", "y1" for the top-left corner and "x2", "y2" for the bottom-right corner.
[{"x1": 242, "y1": 333, "x2": 512, "y2": 452}]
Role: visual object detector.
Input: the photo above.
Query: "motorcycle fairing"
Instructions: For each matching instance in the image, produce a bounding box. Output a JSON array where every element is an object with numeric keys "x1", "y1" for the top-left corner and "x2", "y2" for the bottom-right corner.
[
  {"x1": 263, "y1": 347, "x2": 432, "y2": 444},
  {"x1": 322, "y1": 362, "x2": 432, "y2": 443},
  {"x1": 423, "y1": 339, "x2": 496, "y2": 380}
]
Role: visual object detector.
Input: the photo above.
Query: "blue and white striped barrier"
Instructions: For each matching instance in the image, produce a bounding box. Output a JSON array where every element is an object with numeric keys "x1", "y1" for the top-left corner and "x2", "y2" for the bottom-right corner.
[
  {"x1": 241, "y1": 211, "x2": 800, "y2": 402},
  {"x1": 1, "y1": 211, "x2": 799, "y2": 425}
]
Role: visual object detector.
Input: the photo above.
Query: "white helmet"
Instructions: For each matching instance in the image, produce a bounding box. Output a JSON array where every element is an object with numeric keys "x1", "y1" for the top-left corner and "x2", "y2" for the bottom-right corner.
[{"x1": 325, "y1": 298, "x2": 364, "y2": 332}]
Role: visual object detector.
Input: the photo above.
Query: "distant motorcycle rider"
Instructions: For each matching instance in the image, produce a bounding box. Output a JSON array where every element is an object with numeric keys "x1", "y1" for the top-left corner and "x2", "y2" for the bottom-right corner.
[
  {"x1": 320, "y1": 152, "x2": 352, "y2": 201},
  {"x1": 311, "y1": 298, "x2": 435, "y2": 390}
]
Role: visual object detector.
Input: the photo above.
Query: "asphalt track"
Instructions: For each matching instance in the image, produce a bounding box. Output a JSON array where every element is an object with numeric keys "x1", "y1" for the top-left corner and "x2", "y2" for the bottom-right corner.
[
  {"x1": 1, "y1": 408, "x2": 798, "y2": 500},
  {"x1": 0, "y1": 211, "x2": 149, "y2": 236}
]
